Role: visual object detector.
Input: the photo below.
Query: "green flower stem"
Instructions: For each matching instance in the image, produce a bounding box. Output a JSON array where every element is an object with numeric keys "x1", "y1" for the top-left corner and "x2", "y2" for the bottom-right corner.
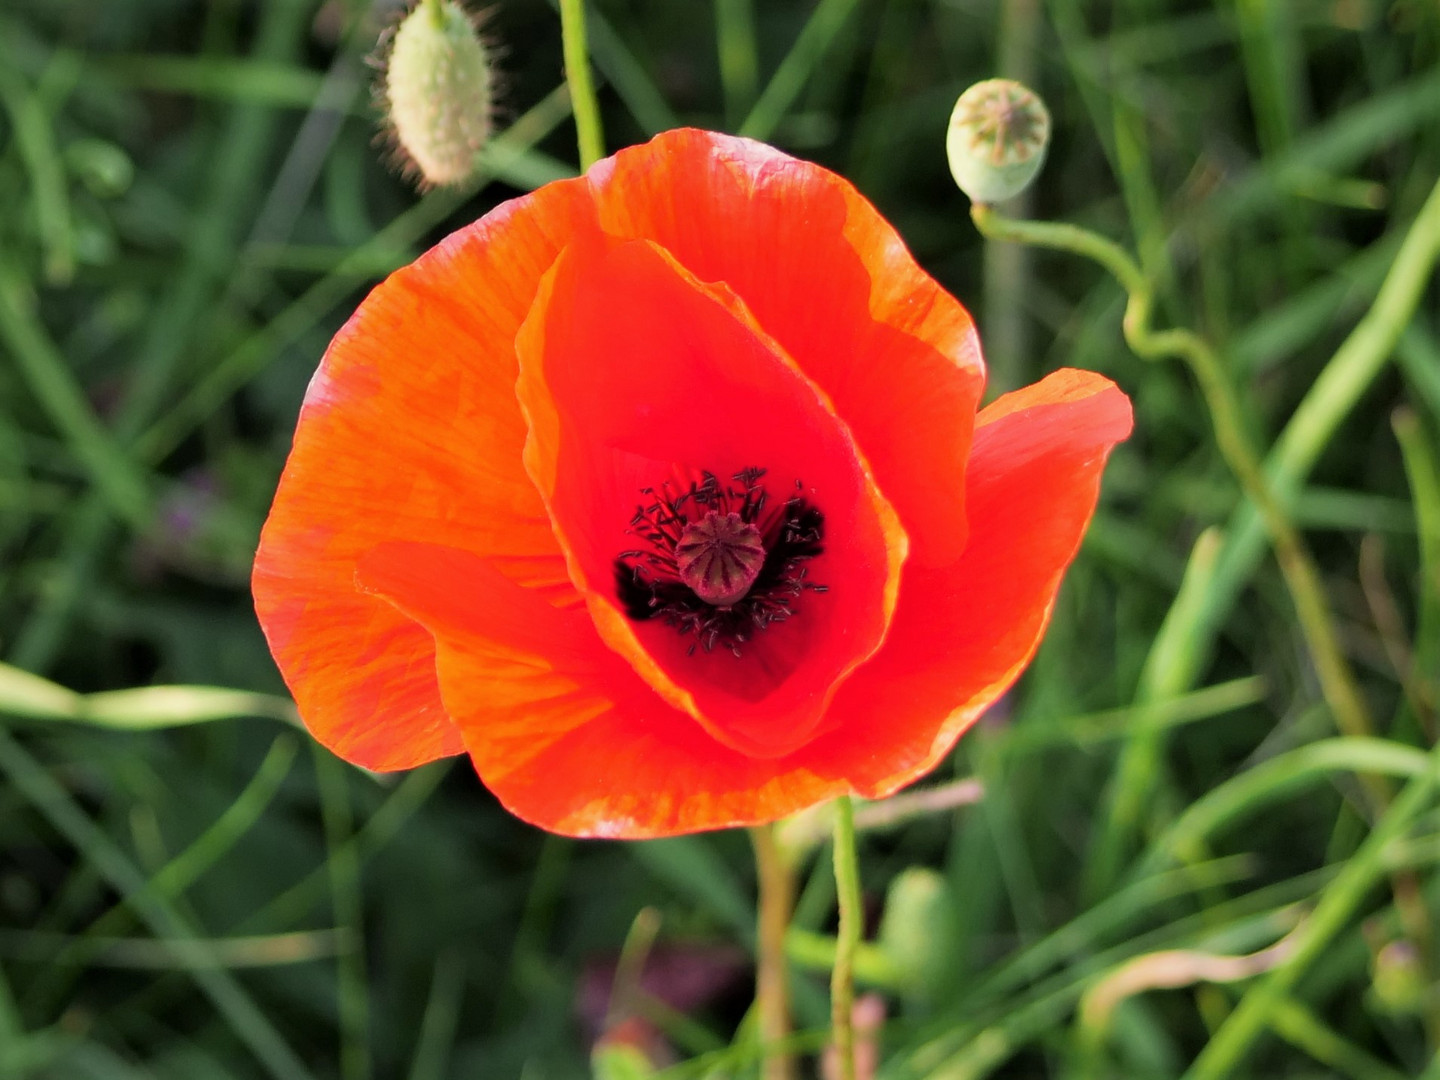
[
  {"x1": 831, "y1": 795, "x2": 862, "y2": 1080},
  {"x1": 749, "y1": 824, "x2": 797, "y2": 1080},
  {"x1": 970, "y1": 203, "x2": 1381, "y2": 800},
  {"x1": 558, "y1": 0, "x2": 605, "y2": 171}
]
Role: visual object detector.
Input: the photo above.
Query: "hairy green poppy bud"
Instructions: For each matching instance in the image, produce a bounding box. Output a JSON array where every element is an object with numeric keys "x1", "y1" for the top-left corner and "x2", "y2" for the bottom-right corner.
[
  {"x1": 380, "y1": 0, "x2": 495, "y2": 189},
  {"x1": 947, "y1": 78, "x2": 1051, "y2": 204}
]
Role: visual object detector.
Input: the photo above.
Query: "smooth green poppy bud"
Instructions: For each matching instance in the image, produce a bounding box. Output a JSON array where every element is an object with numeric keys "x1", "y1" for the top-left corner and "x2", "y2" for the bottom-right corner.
[
  {"x1": 1370, "y1": 940, "x2": 1428, "y2": 1015},
  {"x1": 947, "y1": 78, "x2": 1051, "y2": 204},
  {"x1": 381, "y1": 0, "x2": 495, "y2": 189},
  {"x1": 877, "y1": 867, "x2": 958, "y2": 1000},
  {"x1": 591, "y1": 1044, "x2": 655, "y2": 1080}
]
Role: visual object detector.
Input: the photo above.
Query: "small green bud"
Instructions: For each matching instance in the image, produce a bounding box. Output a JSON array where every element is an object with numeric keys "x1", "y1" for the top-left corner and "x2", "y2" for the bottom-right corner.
[
  {"x1": 65, "y1": 138, "x2": 135, "y2": 199},
  {"x1": 877, "y1": 867, "x2": 958, "y2": 1001},
  {"x1": 947, "y1": 78, "x2": 1051, "y2": 204},
  {"x1": 591, "y1": 1042, "x2": 656, "y2": 1080},
  {"x1": 1369, "y1": 940, "x2": 1429, "y2": 1015},
  {"x1": 381, "y1": 0, "x2": 495, "y2": 189}
]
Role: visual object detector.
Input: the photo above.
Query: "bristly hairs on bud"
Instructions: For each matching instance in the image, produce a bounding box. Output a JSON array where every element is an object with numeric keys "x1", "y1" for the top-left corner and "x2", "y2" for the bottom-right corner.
[
  {"x1": 373, "y1": 0, "x2": 498, "y2": 190},
  {"x1": 947, "y1": 78, "x2": 1051, "y2": 205}
]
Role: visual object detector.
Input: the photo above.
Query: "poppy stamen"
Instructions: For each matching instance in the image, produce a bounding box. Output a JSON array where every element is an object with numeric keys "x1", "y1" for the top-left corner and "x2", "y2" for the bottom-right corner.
[{"x1": 614, "y1": 468, "x2": 826, "y2": 656}]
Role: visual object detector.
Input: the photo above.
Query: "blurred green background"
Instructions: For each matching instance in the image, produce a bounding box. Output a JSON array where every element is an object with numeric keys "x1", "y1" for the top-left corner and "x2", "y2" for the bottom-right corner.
[{"x1": 2, "y1": 0, "x2": 1439, "y2": 1076}]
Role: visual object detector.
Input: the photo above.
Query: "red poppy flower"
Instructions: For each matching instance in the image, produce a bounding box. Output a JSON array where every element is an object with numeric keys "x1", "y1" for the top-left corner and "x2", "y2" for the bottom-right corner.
[{"x1": 253, "y1": 129, "x2": 1132, "y2": 838}]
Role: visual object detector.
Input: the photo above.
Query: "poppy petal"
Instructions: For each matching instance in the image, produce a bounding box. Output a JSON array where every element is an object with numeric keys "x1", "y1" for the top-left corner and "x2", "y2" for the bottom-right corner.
[
  {"x1": 804, "y1": 368, "x2": 1134, "y2": 792},
  {"x1": 587, "y1": 129, "x2": 984, "y2": 567},
  {"x1": 356, "y1": 540, "x2": 852, "y2": 836},
  {"x1": 252, "y1": 180, "x2": 594, "y2": 770},
  {"x1": 514, "y1": 232, "x2": 907, "y2": 759}
]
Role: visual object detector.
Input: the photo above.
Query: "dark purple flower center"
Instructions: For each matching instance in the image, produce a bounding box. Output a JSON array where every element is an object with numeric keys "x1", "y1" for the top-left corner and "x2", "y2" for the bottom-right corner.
[{"x1": 614, "y1": 467, "x2": 826, "y2": 656}]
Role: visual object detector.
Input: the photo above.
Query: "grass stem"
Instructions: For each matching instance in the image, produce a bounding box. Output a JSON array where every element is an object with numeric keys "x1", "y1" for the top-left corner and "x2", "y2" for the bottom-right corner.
[
  {"x1": 558, "y1": 0, "x2": 604, "y2": 170},
  {"x1": 749, "y1": 825, "x2": 796, "y2": 1080},
  {"x1": 831, "y1": 796, "x2": 862, "y2": 1080}
]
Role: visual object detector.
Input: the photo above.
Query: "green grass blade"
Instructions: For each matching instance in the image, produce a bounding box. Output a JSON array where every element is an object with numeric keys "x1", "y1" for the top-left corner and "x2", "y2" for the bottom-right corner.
[
  {"x1": 1182, "y1": 746, "x2": 1440, "y2": 1079},
  {"x1": 1170, "y1": 176, "x2": 1440, "y2": 695},
  {"x1": 0, "y1": 727, "x2": 317, "y2": 1080},
  {"x1": 739, "y1": 0, "x2": 866, "y2": 141},
  {"x1": 315, "y1": 747, "x2": 371, "y2": 1080},
  {"x1": 715, "y1": 0, "x2": 760, "y2": 127},
  {"x1": 1143, "y1": 738, "x2": 1432, "y2": 874},
  {"x1": 0, "y1": 261, "x2": 152, "y2": 531}
]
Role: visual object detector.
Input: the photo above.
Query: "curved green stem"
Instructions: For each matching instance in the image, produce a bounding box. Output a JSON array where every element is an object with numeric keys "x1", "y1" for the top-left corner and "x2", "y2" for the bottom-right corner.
[
  {"x1": 749, "y1": 825, "x2": 796, "y2": 1080},
  {"x1": 970, "y1": 203, "x2": 1380, "y2": 803},
  {"x1": 558, "y1": 0, "x2": 605, "y2": 170},
  {"x1": 831, "y1": 795, "x2": 862, "y2": 1080}
]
